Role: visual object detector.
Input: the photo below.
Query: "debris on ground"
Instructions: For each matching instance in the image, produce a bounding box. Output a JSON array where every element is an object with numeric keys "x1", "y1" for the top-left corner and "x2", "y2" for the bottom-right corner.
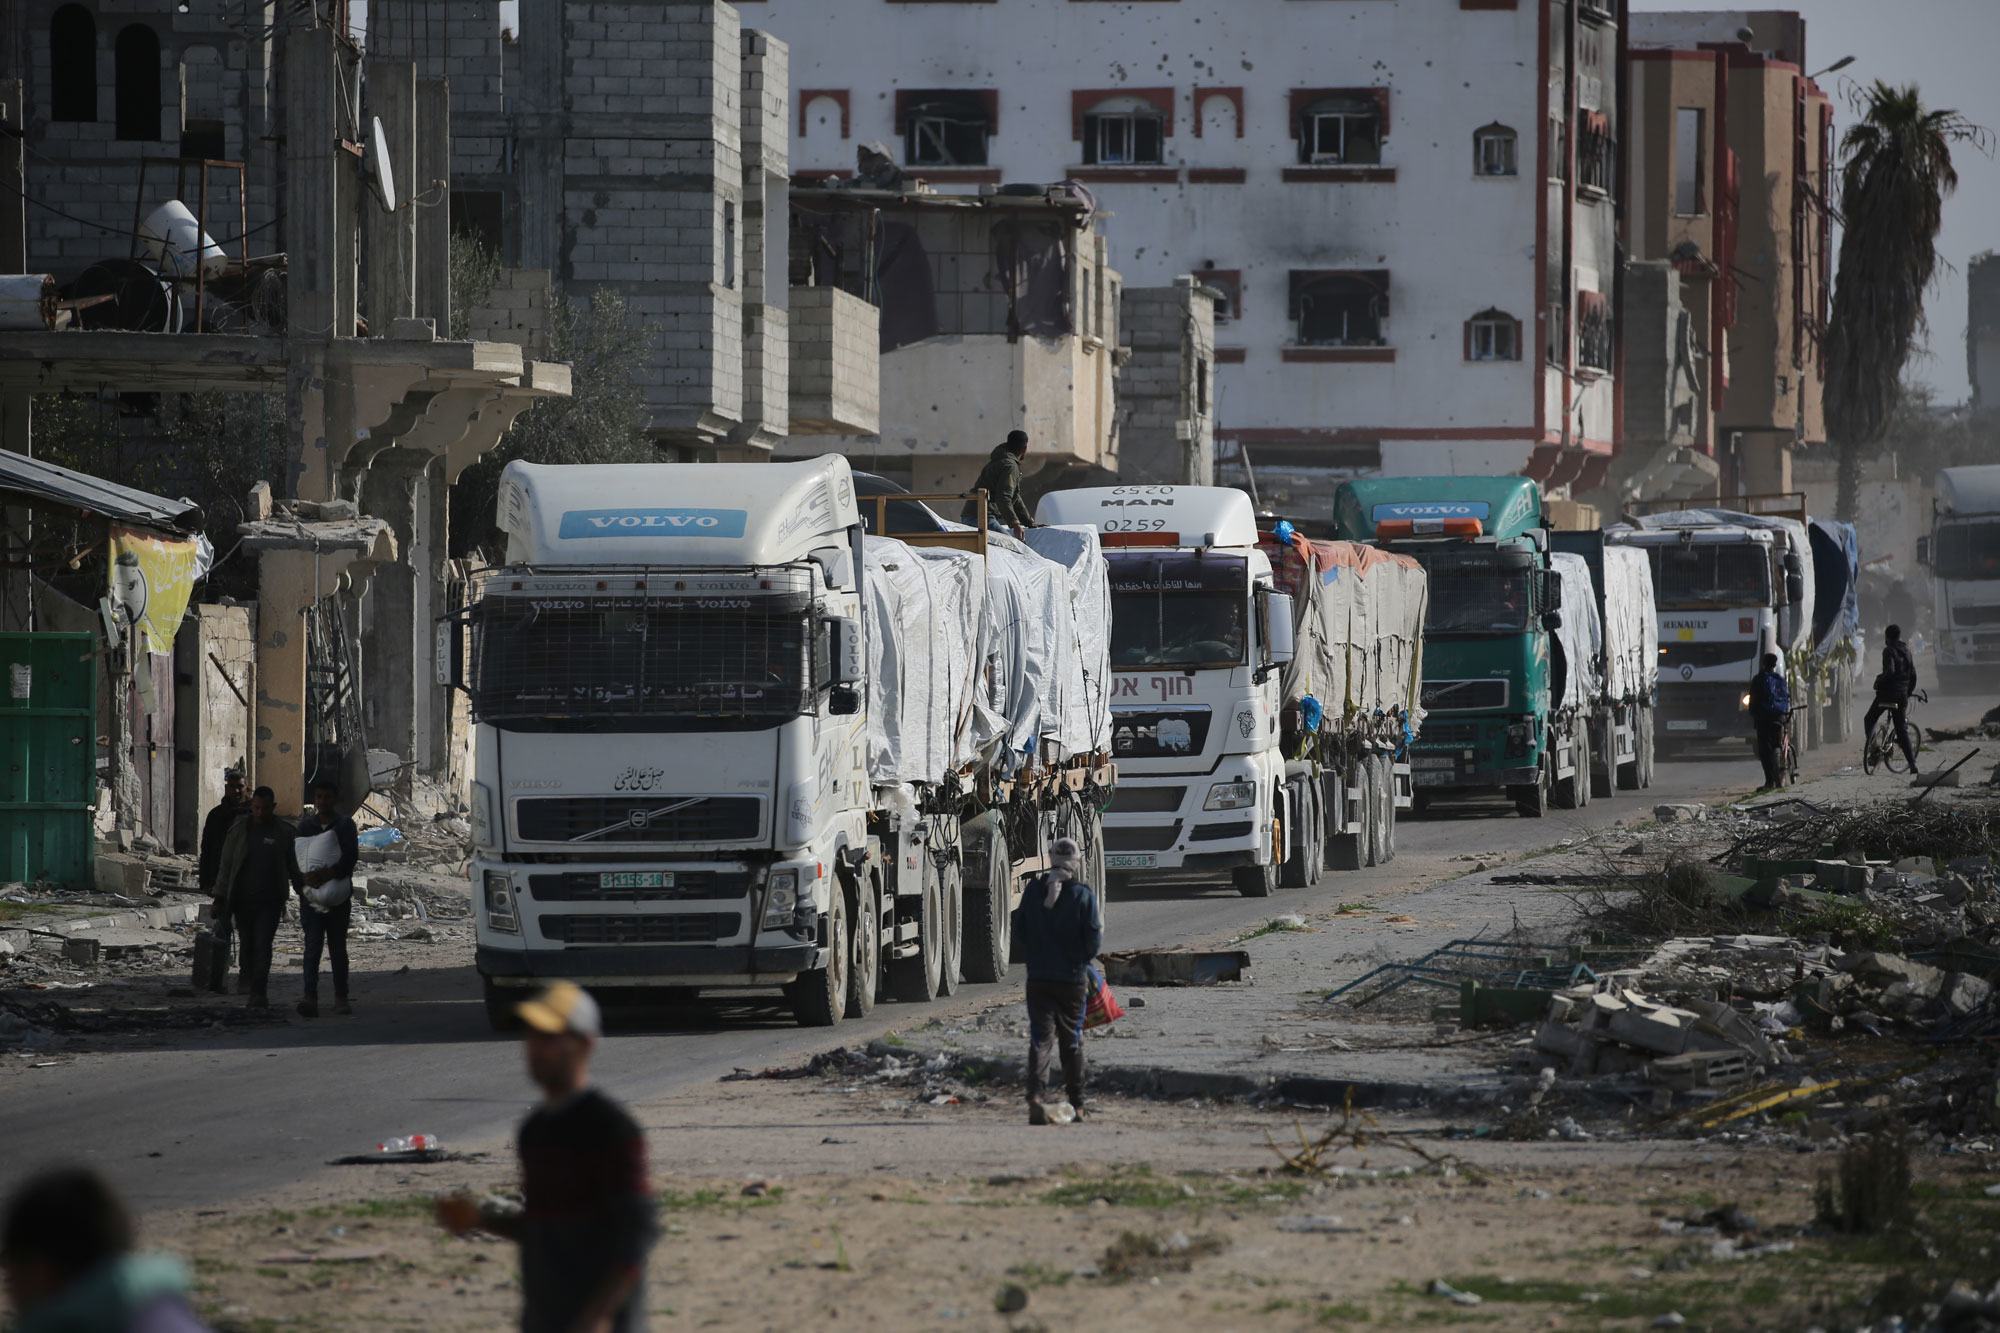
[{"x1": 720, "y1": 1043, "x2": 989, "y2": 1108}]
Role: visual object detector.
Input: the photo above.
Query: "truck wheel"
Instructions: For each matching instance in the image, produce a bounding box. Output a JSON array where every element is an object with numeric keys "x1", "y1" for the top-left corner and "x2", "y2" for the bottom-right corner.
[
  {"x1": 1233, "y1": 859, "x2": 1277, "y2": 897},
  {"x1": 1380, "y1": 758, "x2": 1399, "y2": 863},
  {"x1": 888, "y1": 860, "x2": 944, "y2": 1004},
  {"x1": 1281, "y1": 779, "x2": 1314, "y2": 889},
  {"x1": 936, "y1": 859, "x2": 964, "y2": 997},
  {"x1": 1591, "y1": 716, "x2": 1614, "y2": 799},
  {"x1": 1512, "y1": 755, "x2": 1550, "y2": 818},
  {"x1": 1362, "y1": 756, "x2": 1386, "y2": 867},
  {"x1": 1553, "y1": 728, "x2": 1586, "y2": 810},
  {"x1": 844, "y1": 870, "x2": 880, "y2": 1020},
  {"x1": 482, "y1": 978, "x2": 520, "y2": 1033},
  {"x1": 1640, "y1": 707, "x2": 1657, "y2": 787},
  {"x1": 960, "y1": 813, "x2": 1012, "y2": 984},
  {"x1": 790, "y1": 887, "x2": 848, "y2": 1028}
]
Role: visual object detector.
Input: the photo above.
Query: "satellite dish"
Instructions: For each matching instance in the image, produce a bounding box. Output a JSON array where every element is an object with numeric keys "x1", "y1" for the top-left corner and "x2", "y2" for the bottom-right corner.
[{"x1": 365, "y1": 115, "x2": 398, "y2": 213}]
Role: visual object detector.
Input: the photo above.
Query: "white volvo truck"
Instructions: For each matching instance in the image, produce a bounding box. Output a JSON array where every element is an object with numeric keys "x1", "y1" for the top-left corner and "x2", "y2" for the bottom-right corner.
[
  {"x1": 455, "y1": 457, "x2": 1112, "y2": 1028},
  {"x1": 1923, "y1": 465, "x2": 2000, "y2": 690}
]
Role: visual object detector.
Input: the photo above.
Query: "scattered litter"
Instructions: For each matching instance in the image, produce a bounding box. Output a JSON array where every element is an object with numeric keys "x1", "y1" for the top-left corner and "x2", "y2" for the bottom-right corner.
[
  {"x1": 1427, "y1": 1279, "x2": 1482, "y2": 1307},
  {"x1": 356, "y1": 827, "x2": 403, "y2": 849}
]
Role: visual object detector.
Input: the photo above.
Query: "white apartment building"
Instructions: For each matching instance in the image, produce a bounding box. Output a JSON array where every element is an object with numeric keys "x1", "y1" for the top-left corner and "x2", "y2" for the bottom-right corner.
[{"x1": 742, "y1": 0, "x2": 1625, "y2": 514}]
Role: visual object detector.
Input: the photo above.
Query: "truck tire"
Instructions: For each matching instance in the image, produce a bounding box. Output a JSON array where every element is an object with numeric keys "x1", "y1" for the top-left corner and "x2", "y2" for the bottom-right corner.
[
  {"x1": 844, "y1": 869, "x2": 880, "y2": 1020},
  {"x1": 960, "y1": 813, "x2": 1012, "y2": 984},
  {"x1": 1512, "y1": 754, "x2": 1550, "y2": 818},
  {"x1": 1552, "y1": 725, "x2": 1582, "y2": 809},
  {"x1": 1362, "y1": 755, "x2": 1385, "y2": 867},
  {"x1": 1233, "y1": 859, "x2": 1277, "y2": 897},
  {"x1": 1086, "y1": 808, "x2": 1108, "y2": 927},
  {"x1": 1639, "y1": 706, "x2": 1657, "y2": 787},
  {"x1": 790, "y1": 886, "x2": 848, "y2": 1027},
  {"x1": 482, "y1": 978, "x2": 519, "y2": 1033},
  {"x1": 1617, "y1": 706, "x2": 1643, "y2": 791},
  {"x1": 936, "y1": 858, "x2": 964, "y2": 997},
  {"x1": 1281, "y1": 778, "x2": 1316, "y2": 888},
  {"x1": 888, "y1": 859, "x2": 944, "y2": 1004},
  {"x1": 1380, "y1": 759, "x2": 1399, "y2": 863},
  {"x1": 1591, "y1": 715, "x2": 1616, "y2": 800}
]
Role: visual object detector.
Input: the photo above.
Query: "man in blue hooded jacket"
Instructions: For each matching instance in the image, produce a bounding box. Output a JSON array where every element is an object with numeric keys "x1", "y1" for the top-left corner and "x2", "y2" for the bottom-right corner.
[
  {"x1": 1747, "y1": 652, "x2": 1792, "y2": 790},
  {"x1": 1011, "y1": 837, "x2": 1102, "y2": 1124}
]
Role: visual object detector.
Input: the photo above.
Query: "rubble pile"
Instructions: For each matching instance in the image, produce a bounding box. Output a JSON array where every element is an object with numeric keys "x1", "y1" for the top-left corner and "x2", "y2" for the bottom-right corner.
[{"x1": 724, "y1": 1042, "x2": 993, "y2": 1108}]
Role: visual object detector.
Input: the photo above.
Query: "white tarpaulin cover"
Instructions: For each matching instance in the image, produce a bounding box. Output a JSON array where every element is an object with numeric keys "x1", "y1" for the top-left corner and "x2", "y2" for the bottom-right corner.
[
  {"x1": 1630, "y1": 508, "x2": 1815, "y2": 658},
  {"x1": 1266, "y1": 537, "x2": 1429, "y2": 733},
  {"x1": 1601, "y1": 543, "x2": 1659, "y2": 702},
  {"x1": 861, "y1": 535, "x2": 987, "y2": 784},
  {"x1": 1024, "y1": 525, "x2": 1113, "y2": 760},
  {"x1": 1551, "y1": 551, "x2": 1603, "y2": 712}
]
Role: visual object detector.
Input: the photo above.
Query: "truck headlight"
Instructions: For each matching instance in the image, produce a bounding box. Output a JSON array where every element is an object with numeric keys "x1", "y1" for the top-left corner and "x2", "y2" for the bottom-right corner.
[
  {"x1": 483, "y1": 870, "x2": 518, "y2": 934},
  {"x1": 1506, "y1": 722, "x2": 1532, "y2": 757},
  {"x1": 1205, "y1": 781, "x2": 1257, "y2": 811},
  {"x1": 762, "y1": 870, "x2": 800, "y2": 929},
  {"x1": 1738, "y1": 692, "x2": 1752, "y2": 710}
]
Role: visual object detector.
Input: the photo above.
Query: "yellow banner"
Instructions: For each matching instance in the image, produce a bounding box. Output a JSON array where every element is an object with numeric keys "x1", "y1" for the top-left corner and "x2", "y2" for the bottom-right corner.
[{"x1": 108, "y1": 526, "x2": 201, "y2": 655}]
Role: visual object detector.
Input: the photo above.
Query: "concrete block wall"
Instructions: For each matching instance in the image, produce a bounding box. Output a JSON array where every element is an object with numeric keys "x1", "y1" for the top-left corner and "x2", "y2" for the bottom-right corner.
[
  {"x1": 1619, "y1": 260, "x2": 1692, "y2": 454},
  {"x1": 465, "y1": 267, "x2": 554, "y2": 355},
  {"x1": 731, "y1": 28, "x2": 789, "y2": 450},
  {"x1": 366, "y1": 0, "x2": 504, "y2": 183},
  {"x1": 789, "y1": 286, "x2": 880, "y2": 436},
  {"x1": 1117, "y1": 277, "x2": 1215, "y2": 485},
  {"x1": 172, "y1": 602, "x2": 255, "y2": 850},
  {"x1": 9, "y1": 0, "x2": 276, "y2": 280}
]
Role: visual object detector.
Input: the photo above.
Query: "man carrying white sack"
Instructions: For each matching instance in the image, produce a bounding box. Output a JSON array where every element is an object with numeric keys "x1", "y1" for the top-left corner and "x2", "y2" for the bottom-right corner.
[
  {"x1": 1010, "y1": 836, "x2": 1103, "y2": 1124},
  {"x1": 294, "y1": 776, "x2": 359, "y2": 1018}
]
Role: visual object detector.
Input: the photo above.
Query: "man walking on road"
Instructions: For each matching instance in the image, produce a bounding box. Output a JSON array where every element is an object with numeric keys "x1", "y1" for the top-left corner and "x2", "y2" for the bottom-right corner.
[
  {"x1": 962, "y1": 429, "x2": 1036, "y2": 539},
  {"x1": 213, "y1": 786, "x2": 301, "y2": 1009},
  {"x1": 1863, "y1": 623, "x2": 1921, "y2": 773},
  {"x1": 1747, "y1": 652, "x2": 1792, "y2": 791},
  {"x1": 196, "y1": 769, "x2": 244, "y2": 993},
  {"x1": 295, "y1": 778, "x2": 359, "y2": 1018},
  {"x1": 437, "y1": 981, "x2": 657, "y2": 1333},
  {"x1": 1011, "y1": 837, "x2": 1102, "y2": 1124}
]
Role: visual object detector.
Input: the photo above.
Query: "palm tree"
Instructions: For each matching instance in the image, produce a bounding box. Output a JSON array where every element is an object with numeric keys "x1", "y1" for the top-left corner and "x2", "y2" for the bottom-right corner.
[{"x1": 1825, "y1": 83, "x2": 1983, "y2": 521}]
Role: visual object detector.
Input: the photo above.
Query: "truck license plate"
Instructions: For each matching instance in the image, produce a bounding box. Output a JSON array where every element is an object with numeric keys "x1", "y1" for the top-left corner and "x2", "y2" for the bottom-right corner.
[
  {"x1": 1665, "y1": 720, "x2": 1707, "y2": 732},
  {"x1": 1105, "y1": 854, "x2": 1157, "y2": 870},
  {"x1": 600, "y1": 871, "x2": 674, "y2": 890},
  {"x1": 1412, "y1": 770, "x2": 1456, "y2": 787},
  {"x1": 1413, "y1": 756, "x2": 1455, "y2": 769}
]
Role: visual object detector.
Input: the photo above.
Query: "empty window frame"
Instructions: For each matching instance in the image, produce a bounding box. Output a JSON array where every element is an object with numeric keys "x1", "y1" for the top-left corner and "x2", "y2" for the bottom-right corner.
[
  {"x1": 902, "y1": 92, "x2": 991, "y2": 167},
  {"x1": 1291, "y1": 270, "x2": 1390, "y2": 347},
  {"x1": 1201, "y1": 269, "x2": 1242, "y2": 323},
  {"x1": 1298, "y1": 95, "x2": 1382, "y2": 166},
  {"x1": 1082, "y1": 98, "x2": 1165, "y2": 165},
  {"x1": 1578, "y1": 112, "x2": 1615, "y2": 194},
  {"x1": 1467, "y1": 309, "x2": 1520, "y2": 361},
  {"x1": 1577, "y1": 290, "x2": 1613, "y2": 371},
  {"x1": 1474, "y1": 123, "x2": 1518, "y2": 177},
  {"x1": 1674, "y1": 107, "x2": 1706, "y2": 214},
  {"x1": 49, "y1": 5, "x2": 97, "y2": 122},
  {"x1": 114, "y1": 23, "x2": 161, "y2": 141}
]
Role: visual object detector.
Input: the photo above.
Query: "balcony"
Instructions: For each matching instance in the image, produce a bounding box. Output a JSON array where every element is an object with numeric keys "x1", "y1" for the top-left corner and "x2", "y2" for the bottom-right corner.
[{"x1": 788, "y1": 287, "x2": 880, "y2": 436}]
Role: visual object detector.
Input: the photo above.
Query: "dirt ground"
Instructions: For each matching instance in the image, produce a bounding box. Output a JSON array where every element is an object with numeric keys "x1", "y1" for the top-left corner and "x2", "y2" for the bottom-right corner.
[{"x1": 156, "y1": 1070, "x2": 1999, "y2": 1333}]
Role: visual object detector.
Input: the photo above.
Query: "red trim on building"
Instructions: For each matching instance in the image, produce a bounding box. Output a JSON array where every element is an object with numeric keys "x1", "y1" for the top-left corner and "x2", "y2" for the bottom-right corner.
[
  {"x1": 1219, "y1": 426, "x2": 1541, "y2": 443},
  {"x1": 1280, "y1": 166, "x2": 1396, "y2": 184},
  {"x1": 1461, "y1": 0, "x2": 1519, "y2": 8},
  {"x1": 1214, "y1": 347, "x2": 1247, "y2": 364},
  {"x1": 1287, "y1": 86, "x2": 1391, "y2": 137},
  {"x1": 798, "y1": 90, "x2": 850, "y2": 140},
  {"x1": 1192, "y1": 86, "x2": 1244, "y2": 138},
  {"x1": 1070, "y1": 87, "x2": 1175, "y2": 139},
  {"x1": 1066, "y1": 167, "x2": 1180, "y2": 183},
  {"x1": 894, "y1": 89, "x2": 1000, "y2": 134},
  {"x1": 1187, "y1": 167, "x2": 1248, "y2": 184}
]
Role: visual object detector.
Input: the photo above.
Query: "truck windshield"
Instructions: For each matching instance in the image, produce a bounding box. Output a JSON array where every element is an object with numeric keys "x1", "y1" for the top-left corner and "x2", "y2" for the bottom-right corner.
[
  {"x1": 469, "y1": 592, "x2": 819, "y2": 731},
  {"x1": 1936, "y1": 521, "x2": 2000, "y2": 581},
  {"x1": 1107, "y1": 552, "x2": 1248, "y2": 669},
  {"x1": 1643, "y1": 544, "x2": 1772, "y2": 608},
  {"x1": 1409, "y1": 550, "x2": 1531, "y2": 635}
]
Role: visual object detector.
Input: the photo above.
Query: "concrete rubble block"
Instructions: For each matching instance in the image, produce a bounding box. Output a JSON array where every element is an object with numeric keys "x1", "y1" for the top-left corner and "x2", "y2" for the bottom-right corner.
[
  {"x1": 1838, "y1": 950, "x2": 1945, "y2": 999},
  {"x1": 1811, "y1": 860, "x2": 1874, "y2": 894},
  {"x1": 1534, "y1": 1018, "x2": 1587, "y2": 1059},
  {"x1": 61, "y1": 936, "x2": 101, "y2": 966},
  {"x1": 1940, "y1": 972, "x2": 1994, "y2": 1018},
  {"x1": 1913, "y1": 769, "x2": 1964, "y2": 789},
  {"x1": 1654, "y1": 803, "x2": 1708, "y2": 824},
  {"x1": 1647, "y1": 1049, "x2": 1756, "y2": 1091},
  {"x1": 92, "y1": 853, "x2": 151, "y2": 897},
  {"x1": 1608, "y1": 1003, "x2": 1700, "y2": 1056}
]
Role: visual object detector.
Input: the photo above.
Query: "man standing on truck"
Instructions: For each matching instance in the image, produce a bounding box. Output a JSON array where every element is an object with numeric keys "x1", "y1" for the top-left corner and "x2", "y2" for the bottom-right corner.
[
  {"x1": 1747, "y1": 653, "x2": 1792, "y2": 790},
  {"x1": 1863, "y1": 624, "x2": 1921, "y2": 773},
  {"x1": 1012, "y1": 837, "x2": 1102, "y2": 1124},
  {"x1": 963, "y1": 429, "x2": 1036, "y2": 538}
]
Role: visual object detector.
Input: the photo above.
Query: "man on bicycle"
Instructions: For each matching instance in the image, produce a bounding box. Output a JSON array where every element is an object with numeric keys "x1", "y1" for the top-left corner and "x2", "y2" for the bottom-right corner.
[
  {"x1": 1863, "y1": 624, "x2": 1920, "y2": 773},
  {"x1": 1747, "y1": 652, "x2": 1791, "y2": 791}
]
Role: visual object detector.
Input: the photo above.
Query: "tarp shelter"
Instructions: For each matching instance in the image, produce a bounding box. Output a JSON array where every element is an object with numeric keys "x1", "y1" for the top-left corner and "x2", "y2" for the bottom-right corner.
[{"x1": 0, "y1": 449, "x2": 202, "y2": 536}]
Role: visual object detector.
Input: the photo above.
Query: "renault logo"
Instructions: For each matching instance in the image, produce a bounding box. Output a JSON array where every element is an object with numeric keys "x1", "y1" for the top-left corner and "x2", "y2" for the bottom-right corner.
[{"x1": 1680, "y1": 664, "x2": 1695, "y2": 681}]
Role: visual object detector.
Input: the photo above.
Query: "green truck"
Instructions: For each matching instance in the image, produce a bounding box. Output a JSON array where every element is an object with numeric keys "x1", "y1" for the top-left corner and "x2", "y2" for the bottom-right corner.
[{"x1": 1333, "y1": 476, "x2": 1590, "y2": 817}]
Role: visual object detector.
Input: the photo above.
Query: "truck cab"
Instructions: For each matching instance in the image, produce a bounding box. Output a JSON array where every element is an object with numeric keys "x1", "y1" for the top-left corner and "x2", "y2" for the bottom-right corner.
[
  {"x1": 1035, "y1": 486, "x2": 1295, "y2": 896},
  {"x1": 1924, "y1": 464, "x2": 2000, "y2": 688}
]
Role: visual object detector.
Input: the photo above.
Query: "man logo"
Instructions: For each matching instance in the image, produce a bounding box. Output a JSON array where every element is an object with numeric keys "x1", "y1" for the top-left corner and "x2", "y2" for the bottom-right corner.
[{"x1": 1680, "y1": 664, "x2": 1695, "y2": 681}]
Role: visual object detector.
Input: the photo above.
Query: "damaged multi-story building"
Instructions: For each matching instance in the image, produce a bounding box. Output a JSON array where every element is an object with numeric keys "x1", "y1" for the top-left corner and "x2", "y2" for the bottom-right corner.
[{"x1": 744, "y1": 0, "x2": 1626, "y2": 518}]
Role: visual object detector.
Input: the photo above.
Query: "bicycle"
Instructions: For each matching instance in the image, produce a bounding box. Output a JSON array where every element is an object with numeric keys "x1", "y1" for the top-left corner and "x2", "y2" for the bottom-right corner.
[{"x1": 1863, "y1": 688, "x2": 1926, "y2": 775}]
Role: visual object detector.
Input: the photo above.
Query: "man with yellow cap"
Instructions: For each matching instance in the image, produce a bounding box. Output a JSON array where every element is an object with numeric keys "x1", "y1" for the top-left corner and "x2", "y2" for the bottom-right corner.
[{"x1": 437, "y1": 982, "x2": 657, "y2": 1331}]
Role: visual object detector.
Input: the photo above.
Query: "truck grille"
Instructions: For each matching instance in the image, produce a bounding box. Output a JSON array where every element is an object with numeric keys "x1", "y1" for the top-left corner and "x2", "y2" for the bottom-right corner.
[
  {"x1": 1951, "y1": 603, "x2": 2000, "y2": 626},
  {"x1": 1420, "y1": 722, "x2": 1481, "y2": 746},
  {"x1": 1189, "y1": 821, "x2": 1254, "y2": 842},
  {"x1": 525, "y1": 871, "x2": 753, "y2": 903},
  {"x1": 1660, "y1": 641, "x2": 1758, "y2": 670},
  {"x1": 1108, "y1": 785, "x2": 1185, "y2": 814},
  {"x1": 1421, "y1": 679, "x2": 1508, "y2": 711},
  {"x1": 514, "y1": 796, "x2": 761, "y2": 844},
  {"x1": 1104, "y1": 822, "x2": 1182, "y2": 852},
  {"x1": 539, "y1": 913, "x2": 741, "y2": 945},
  {"x1": 1111, "y1": 708, "x2": 1213, "y2": 759}
]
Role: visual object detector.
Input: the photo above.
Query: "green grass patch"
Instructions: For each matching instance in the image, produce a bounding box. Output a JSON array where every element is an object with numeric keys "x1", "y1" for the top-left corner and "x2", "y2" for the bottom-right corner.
[
  {"x1": 1006, "y1": 1261, "x2": 1074, "y2": 1290},
  {"x1": 1042, "y1": 1166, "x2": 1309, "y2": 1210},
  {"x1": 656, "y1": 1185, "x2": 786, "y2": 1211},
  {"x1": 1236, "y1": 917, "x2": 1314, "y2": 943}
]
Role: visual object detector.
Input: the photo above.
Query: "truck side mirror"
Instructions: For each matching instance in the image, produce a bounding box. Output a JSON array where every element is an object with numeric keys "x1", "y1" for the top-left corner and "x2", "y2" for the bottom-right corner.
[
  {"x1": 1783, "y1": 553, "x2": 1805, "y2": 605},
  {"x1": 1264, "y1": 592, "x2": 1296, "y2": 669},
  {"x1": 1541, "y1": 568, "x2": 1564, "y2": 614},
  {"x1": 1916, "y1": 535, "x2": 1932, "y2": 568}
]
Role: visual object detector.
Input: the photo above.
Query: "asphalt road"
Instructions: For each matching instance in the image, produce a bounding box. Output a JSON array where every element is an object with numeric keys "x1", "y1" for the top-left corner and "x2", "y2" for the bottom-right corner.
[{"x1": 5, "y1": 686, "x2": 1995, "y2": 1213}]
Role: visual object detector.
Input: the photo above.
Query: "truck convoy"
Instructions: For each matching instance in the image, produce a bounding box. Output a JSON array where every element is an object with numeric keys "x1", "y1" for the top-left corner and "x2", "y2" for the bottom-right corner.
[
  {"x1": 1924, "y1": 464, "x2": 2000, "y2": 689},
  {"x1": 1331, "y1": 476, "x2": 1591, "y2": 818},
  {"x1": 1034, "y1": 486, "x2": 1425, "y2": 895},
  {"x1": 456, "y1": 457, "x2": 1113, "y2": 1029},
  {"x1": 1550, "y1": 531, "x2": 1662, "y2": 793}
]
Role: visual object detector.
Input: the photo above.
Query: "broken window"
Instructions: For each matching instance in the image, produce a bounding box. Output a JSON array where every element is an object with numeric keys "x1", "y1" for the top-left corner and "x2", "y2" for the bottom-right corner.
[
  {"x1": 1297, "y1": 95, "x2": 1382, "y2": 166},
  {"x1": 722, "y1": 198, "x2": 736, "y2": 289},
  {"x1": 1474, "y1": 124, "x2": 1517, "y2": 177},
  {"x1": 1578, "y1": 112, "x2": 1615, "y2": 194},
  {"x1": 900, "y1": 91, "x2": 991, "y2": 167},
  {"x1": 1201, "y1": 269, "x2": 1241, "y2": 323},
  {"x1": 114, "y1": 23, "x2": 160, "y2": 141},
  {"x1": 1468, "y1": 309, "x2": 1520, "y2": 361},
  {"x1": 452, "y1": 192, "x2": 505, "y2": 253},
  {"x1": 1290, "y1": 270, "x2": 1390, "y2": 347},
  {"x1": 1577, "y1": 290, "x2": 1612, "y2": 371},
  {"x1": 179, "y1": 45, "x2": 225, "y2": 159},
  {"x1": 1195, "y1": 358, "x2": 1209, "y2": 416},
  {"x1": 50, "y1": 5, "x2": 96, "y2": 122},
  {"x1": 1082, "y1": 98, "x2": 1164, "y2": 165},
  {"x1": 1674, "y1": 107, "x2": 1706, "y2": 214}
]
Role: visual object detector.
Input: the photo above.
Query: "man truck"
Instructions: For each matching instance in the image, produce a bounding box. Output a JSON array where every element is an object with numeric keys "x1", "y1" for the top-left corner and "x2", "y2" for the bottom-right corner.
[
  {"x1": 1033, "y1": 486, "x2": 1425, "y2": 895},
  {"x1": 1922, "y1": 464, "x2": 2000, "y2": 690},
  {"x1": 1332, "y1": 476, "x2": 1592, "y2": 818},
  {"x1": 454, "y1": 457, "x2": 1112, "y2": 1028}
]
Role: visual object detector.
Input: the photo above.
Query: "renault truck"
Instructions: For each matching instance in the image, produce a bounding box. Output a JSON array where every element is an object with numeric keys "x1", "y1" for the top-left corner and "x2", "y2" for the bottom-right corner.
[
  {"x1": 453, "y1": 457, "x2": 1113, "y2": 1028},
  {"x1": 1922, "y1": 464, "x2": 2000, "y2": 690},
  {"x1": 1333, "y1": 476, "x2": 1594, "y2": 817}
]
